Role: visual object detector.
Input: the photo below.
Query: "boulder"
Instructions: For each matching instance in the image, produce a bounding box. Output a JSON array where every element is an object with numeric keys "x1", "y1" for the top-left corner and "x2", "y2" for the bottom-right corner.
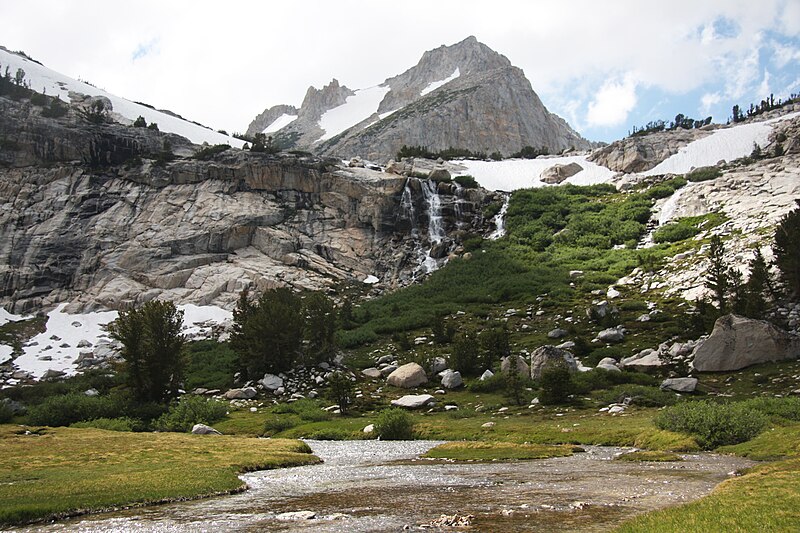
[
  {"x1": 547, "y1": 328, "x2": 568, "y2": 339},
  {"x1": 276, "y1": 511, "x2": 316, "y2": 521},
  {"x1": 660, "y1": 377, "x2": 698, "y2": 393},
  {"x1": 362, "y1": 367, "x2": 382, "y2": 379},
  {"x1": 386, "y1": 362, "x2": 428, "y2": 388},
  {"x1": 379, "y1": 365, "x2": 397, "y2": 377},
  {"x1": 479, "y1": 369, "x2": 494, "y2": 381},
  {"x1": 692, "y1": 314, "x2": 800, "y2": 372},
  {"x1": 597, "y1": 327, "x2": 625, "y2": 343},
  {"x1": 501, "y1": 355, "x2": 530, "y2": 377},
  {"x1": 430, "y1": 357, "x2": 448, "y2": 374},
  {"x1": 363, "y1": 424, "x2": 375, "y2": 434},
  {"x1": 596, "y1": 363, "x2": 621, "y2": 373},
  {"x1": 41, "y1": 369, "x2": 66, "y2": 380},
  {"x1": 597, "y1": 357, "x2": 618, "y2": 367},
  {"x1": 440, "y1": 369, "x2": 463, "y2": 389},
  {"x1": 620, "y1": 350, "x2": 663, "y2": 372},
  {"x1": 260, "y1": 374, "x2": 284, "y2": 391},
  {"x1": 529, "y1": 346, "x2": 578, "y2": 380},
  {"x1": 391, "y1": 394, "x2": 435, "y2": 409},
  {"x1": 540, "y1": 162, "x2": 583, "y2": 184},
  {"x1": 191, "y1": 424, "x2": 222, "y2": 435},
  {"x1": 224, "y1": 387, "x2": 257, "y2": 400}
]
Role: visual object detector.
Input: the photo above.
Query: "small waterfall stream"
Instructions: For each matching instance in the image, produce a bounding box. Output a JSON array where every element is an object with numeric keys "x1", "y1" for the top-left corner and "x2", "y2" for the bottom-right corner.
[
  {"x1": 488, "y1": 193, "x2": 510, "y2": 240},
  {"x1": 421, "y1": 179, "x2": 445, "y2": 273}
]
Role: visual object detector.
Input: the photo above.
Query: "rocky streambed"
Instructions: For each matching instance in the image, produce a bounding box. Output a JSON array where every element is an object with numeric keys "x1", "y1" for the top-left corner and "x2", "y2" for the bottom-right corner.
[{"x1": 21, "y1": 441, "x2": 752, "y2": 532}]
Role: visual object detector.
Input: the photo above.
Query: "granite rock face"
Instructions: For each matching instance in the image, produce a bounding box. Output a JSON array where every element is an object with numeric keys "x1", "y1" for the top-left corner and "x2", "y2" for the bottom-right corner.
[
  {"x1": 247, "y1": 37, "x2": 591, "y2": 162},
  {"x1": 588, "y1": 127, "x2": 711, "y2": 173},
  {"x1": 0, "y1": 96, "x2": 491, "y2": 313}
]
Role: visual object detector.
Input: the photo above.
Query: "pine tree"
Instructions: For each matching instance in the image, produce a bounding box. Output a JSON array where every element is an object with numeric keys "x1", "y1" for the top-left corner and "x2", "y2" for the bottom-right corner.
[
  {"x1": 743, "y1": 248, "x2": 771, "y2": 317},
  {"x1": 774, "y1": 203, "x2": 800, "y2": 298},
  {"x1": 304, "y1": 292, "x2": 337, "y2": 363},
  {"x1": 706, "y1": 235, "x2": 730, "y2": 312}
]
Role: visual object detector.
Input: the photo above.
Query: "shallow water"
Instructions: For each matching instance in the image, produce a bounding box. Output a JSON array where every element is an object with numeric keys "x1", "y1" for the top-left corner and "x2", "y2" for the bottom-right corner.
[{"x1": 22, "y1": 440, "x2": 752, "y2": 532}]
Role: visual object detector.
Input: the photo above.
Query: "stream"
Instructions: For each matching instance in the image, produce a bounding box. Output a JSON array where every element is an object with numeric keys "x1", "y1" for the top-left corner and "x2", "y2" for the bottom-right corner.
[{"x1": 22, "y1": 440, "x2": 752, "y2": 532}]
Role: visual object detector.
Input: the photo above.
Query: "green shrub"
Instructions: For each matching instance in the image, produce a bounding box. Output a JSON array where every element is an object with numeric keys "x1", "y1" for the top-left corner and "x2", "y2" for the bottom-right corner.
[
  {"x1": 468, "y1": 373, "x2": 506, "y2": 392},
  {"x1": 373, "y1": 408, "x2": 415, "y2": 440},
  {"x1": 152, "y1": 396, "x2": 228, "y2": 432},
  {"x1": 26, "y1": 393, "x2": 124, "y2": 426},
  {"x1": 336, "y1": 327, "x2": 378, "y2": 348},
  {"x1": 0, "y1": 402, "x2": 13, "y2": 423},
  {"x1": 185, "y1": 340, "x2": 237, "y2": 391},
  {"x1": 653, "y1": 223, "x2": 700, "y2": 243},
  {"x1": 263, "y1": 415, "x2": 301, "y2": 435},
  {"x1": 741, "y1": 397, "x2": 800, "y2": 421},
  {"x1": 193, "y1": 144, "x2": 230, "y2": 160},
  {"x1": 596, "y1": 384, "x2": 676, "y2": 407},
  {"x1": 453, "y1": 175, "x2": 479, "y2": 188},
  {"x1": 686, "y1": 166, "x2": 721, "y2": 182},
  {"x1": 539, "y1": 365, "x2": 575, "y2": 405},
  {"x1": 655, "y1": 400, "x2": 768, "y2": 449},
  {"x1": 29, "y1": 92, "x2": 47, "y2": 106},
  {"x1": 70, "y1": 417, "x2": 144, "y2": 432},
  {"x1": 573, "y1": 369, "x2": 657, "y2": 393},
  {"x1": 272, "y1": 399, "x2": 332, "y2": 422}
]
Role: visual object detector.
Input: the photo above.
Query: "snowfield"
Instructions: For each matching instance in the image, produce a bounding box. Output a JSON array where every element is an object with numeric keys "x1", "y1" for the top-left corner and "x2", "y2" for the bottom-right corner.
[
  {"x1": 0, "y1": 48, "x2": 245, "y2": 148},
  {"x1": 318, "y1": 85, "x2": 391, "y2": 141},
  {"x1": 644, "y1": 112, "x2": 800, "y2": 176},
  {"x1": 420, "y1": 68, "x2": 460, "y2": 96},
  {"x1": 6, "y1": 303, "x2": 233, "y2": 379},
  {"x1": 456, "y1": 155, "x2": 617, "y2": 191},
  {"x1": 262, "y1": 113, "x2": 297, "y2": 134}
]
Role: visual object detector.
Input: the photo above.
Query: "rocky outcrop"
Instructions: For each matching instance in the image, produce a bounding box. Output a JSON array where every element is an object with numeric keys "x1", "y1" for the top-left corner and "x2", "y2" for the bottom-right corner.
[
  {"x1": 247, "y1": 37, "x2": 591, "y2": 162},
  {"x1": 391, "y1": 393, "x2": 435, "y2": 409},
  {"x1": 660, "y1": 377, "x2": 698, "y2": 392},
  {"x1": 529, "y1": 346, "x2": 577, "y2": 379},
  {"x1": 588, "y1": 127, "x2": 710, "y2": 173},
  {"x1": 692, "y1": 314, "x2": 800, "y2": 372},
  {"x1": 245, "y1": 104, "x2": 299, "y2": 137},
  {"x1": 0, "y1": 95, "x2": 491, "y2": 313},
  {"x1": 541, "y1": 162, "x2": 583, "y2": 184}
]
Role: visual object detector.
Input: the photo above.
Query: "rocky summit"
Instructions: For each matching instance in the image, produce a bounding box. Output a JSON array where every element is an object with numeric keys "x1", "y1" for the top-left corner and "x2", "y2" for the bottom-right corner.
[{"x1": 247, "y1": 36, "x2": 591, "y2": 162}]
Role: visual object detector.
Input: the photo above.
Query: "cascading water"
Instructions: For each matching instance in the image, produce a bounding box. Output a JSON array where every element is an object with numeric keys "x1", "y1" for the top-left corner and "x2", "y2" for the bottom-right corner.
[
  {"x1": 488, "y1": 193, "x2": 510, "y2": 240},
  {"x1": 421, "y1": 179, "x2": 445, "y2": 273}
]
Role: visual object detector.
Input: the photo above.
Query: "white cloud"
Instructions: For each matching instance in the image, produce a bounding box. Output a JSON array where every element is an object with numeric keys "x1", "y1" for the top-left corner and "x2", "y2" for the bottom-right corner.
[
  {"x1": 700, "y1": 92, "x2": 721, "y2": 115},
  {"x1": 586, "y1": 75, "x2": 638, "y2": 128},
  {"x1": 758, "y1": 70, "x2": 772, "y2": 97}
]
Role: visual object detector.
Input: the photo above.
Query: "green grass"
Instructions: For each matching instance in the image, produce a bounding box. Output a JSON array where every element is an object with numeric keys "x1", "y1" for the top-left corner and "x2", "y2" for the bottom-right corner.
[
  {"x1": 423, "y1": 441, "x2": 576, "y2": 461},
  {"x1": 614, "y1": 450, "x2": 683, "y2": 462},
  {"x1": 717, "y1": 423, "x2": 800, "y2": 460},
  {"x1": 0, "y1": 425, "x2": 319, "y2": 526},
  {"x1": 614, "y1": 458, "x2": 800, "y2": 532}
]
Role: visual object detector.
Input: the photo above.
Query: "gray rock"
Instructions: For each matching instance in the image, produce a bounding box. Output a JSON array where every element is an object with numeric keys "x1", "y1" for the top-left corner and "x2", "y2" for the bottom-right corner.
[
  {"x1": 692, "y1": 315, "x2": 800, "y2": 371},
  {"x1": 224, "y1": 387, "x2": 257, "y2": 400},
  {"x1": 529, "y1": 346, "x2": 578, "y2": 380},
  {"x1": 597, "y1": 327, "x2": 625, "y2": 343},
  {"x1": 376, "y1": 354, "x2": 394, "y2": 365},
  {"x1": 191, "y1": 424, "x2": 222, "y2": 435},
  {"x1": 596, "y1": 363, "x2": 621, "y2": 373},
  {"x1": 660, "y1": 377, "x2": 698, "y2": 392},
  {"x1": 597, "y1": 357, "x2": 618, "y2": 367},
  {"x1": 379, "y1": 365, "x2": 397, "y2": 377},
  {"x1": 41, "y1": 369, "x2": 66, "y2": 380},
  {"x1": 386, "y1": 362, "x2": 428, "y2": 388},
  {"x1": 276, "y1": 511, "x2": 316, "y2": 521},
  {"x1": 501, "y1": 355, "x2": 530, "y2": 378},
  {"x1": 391, "y1": 394, "x2": 435, "y2": 409},
  {"x1": 76, "y1": 339, "x2": 92, "y2": 348},
  {"x1": 440, "y1": 369, "x2": 463, "y2": 389},
  {"x1": 540, "y1": 162, "x2": 583, "y2": 184},
  {"x1": 479, "y1": 369, "x2": 494, "y2": 381},
  {"x1": 84, "y1": 388, "x2": 99, "y2": 396},
  {"x1": 430, "y1": 357, "x2": 448, "y2": 375},
  {"x1": 547, "y1": 328, "x2": 568, "y2": 339},
  {"x1": 260, "y1": 374, "x2": 284, "y2": 391},
  {"x1": 362, "y1": 368, "x2": 382, "y2": 379},
  {"x1": 620, "y1": 350, "x2": 663, "y2": 372}
]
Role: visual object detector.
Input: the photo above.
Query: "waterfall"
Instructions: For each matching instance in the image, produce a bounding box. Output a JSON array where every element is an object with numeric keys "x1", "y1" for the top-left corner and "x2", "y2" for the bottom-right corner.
[
  {"x1": 400, "y1": 178, "x2": 417, "y2": 226},
  {"x1": 488, "y1": 193, "x2": 510, "y2": 240},
  {"x1": 422, "y1": 179, "x2": 444, "y2": 244}
]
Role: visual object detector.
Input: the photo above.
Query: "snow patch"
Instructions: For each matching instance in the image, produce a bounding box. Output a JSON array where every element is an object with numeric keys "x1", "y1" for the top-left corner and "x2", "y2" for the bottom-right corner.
[
  {"x1": 0, "y1": 345, "x2": 12, "y2": 365},
  {"x1": 645, "y1": 112, "x2": 800, "y2": 176},
  {"x1": 262, "y1": 113, "x2": 297, "y2": 134},
  {"x1": 0, "y1": 308, "x2": 28, "y2": 327},
  {"x1": 363, "y1": 275, "x2": 380, "y2": 284},
  {"x1": 10, "y1": 303, "x2": 232, "y2": 379},
  {"x1": 456, "y1": 155, "x2": 616, "y2": 192},
  {"x1": 421, "y1": 68, "x2": 460, "y2": 96},
  {"x1": 0, "y1": 48, "x2": 245, "y2": 148},
  {"x1": 318, "y1": 85, "x2": 391, "y2": 141}
]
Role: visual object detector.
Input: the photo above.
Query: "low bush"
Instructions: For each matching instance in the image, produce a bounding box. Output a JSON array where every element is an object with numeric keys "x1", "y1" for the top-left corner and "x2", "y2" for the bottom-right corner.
[
  {"x1": 307, "y1": 428, "x2": 349, "y2": 440},
  {"x1": 596, "y1": 384, "x2": 676, "y2": 407},
  {"x1": 70, "y1": 417, "x2": 144, "y2": 432},
  {"x1": 740, "y1": 397, "x2": 800, "y2": 421},
  {"x1": 653, "y1": 222, "x2": 699, "y2": 243},
  {"x1": 152, "y1": 396, "x2": 228, "y2": 433},
  {"x1": 686, "y1": 166, "x2": 721, "y2": 182},
  {"x1": 539, "y1": 365, "x2": 575, "y2": 405},
  {"x1": 468, "y1": 373, "x2": 506, "y2": 393},
  {"x1": 263, "y1": 415, "x2": 301, "y2": 435},
  {"x1": 0, "y1": 402, "x2": 13, "y2": 423},
  {"x1": 573, "y1": 369, "x2": 657, "y2": 394},
  {"x1": 272, "y1": 399, "x2": 332, "y2": 422},
  {"x1": 26, "y1": 393, "x2": 123, "y2": 426},
  {"x1": 373, "y1": 408, "x2": 415, "y2": 440},
  {"x1": 185, "y1": 340, "x2": 238, "y2": 391},
  {"x1": 336, "y1": 327, "x2": 378, "y2": 348},
  {"x1": 193, "y1": 144, "x2": 230, "y2": 160},
  {"x1": 655, "y1": 400, "x2": 768, "y2": 449},
  {"x1": 453, "y1": 175, "x2": 479, "y2": 188}
]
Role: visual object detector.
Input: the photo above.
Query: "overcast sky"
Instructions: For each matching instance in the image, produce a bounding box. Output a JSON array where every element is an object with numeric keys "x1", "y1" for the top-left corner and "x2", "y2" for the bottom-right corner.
[{"x1": 2, "y1": 0, "x2": 799, "y2": 142}]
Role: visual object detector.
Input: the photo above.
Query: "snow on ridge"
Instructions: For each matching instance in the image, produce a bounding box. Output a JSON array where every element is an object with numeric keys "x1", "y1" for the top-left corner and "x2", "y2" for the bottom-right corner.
[
  {"x1": 456, "y1": 155, "x2": 616, "y2": 192},
  {"x1": 420, "y1": 68, "x2": 460, "y2": 96},
  {"x1": 644, "y1": 111, "x2": 800, "y2": 176},
  {"x1": 262, "y1": 113, "x2": 297, "y2": 134},
  {"x1": 318, "y1": 85, "x2": 391, "y2": 141},
  {"x1": 6, "y1": 303, "x2": 233, "y2": 379},
  {"x1": 0, "y1": 48, "x2": 245, "y2": 148}
]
